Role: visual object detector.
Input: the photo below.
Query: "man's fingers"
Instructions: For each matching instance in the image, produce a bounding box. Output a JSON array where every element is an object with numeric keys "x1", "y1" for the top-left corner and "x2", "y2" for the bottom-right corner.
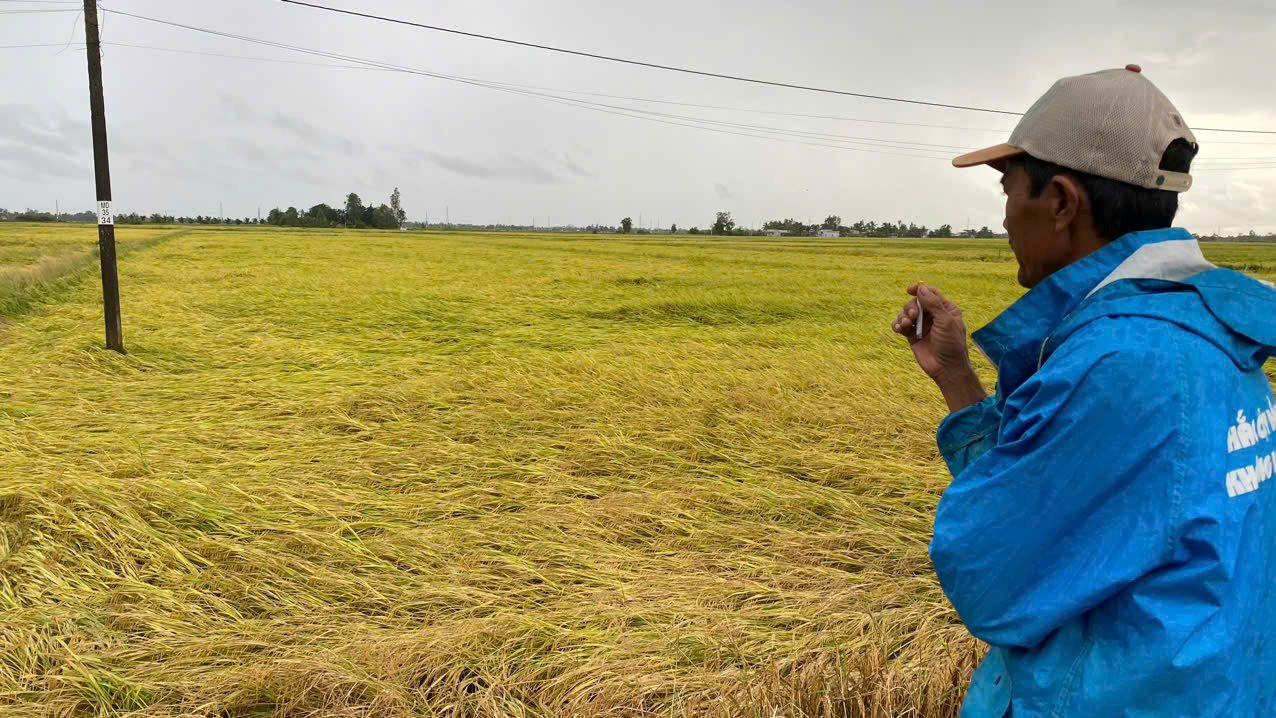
[
  {"x1": 892, "y1": 306, "x2": 916, "y2": 335},
  {"x1": 935, "y1": 289, "x2": 961, "y2": 313},
  {"x1": 907, "y1": 283, "x2": 940, "y2": 301},
  {"x1": 915, "y1": 284, "x2": 958, "y2": 316},
  {"x1": 899, "y1": 284, "x2": 958, "y2": 339}
]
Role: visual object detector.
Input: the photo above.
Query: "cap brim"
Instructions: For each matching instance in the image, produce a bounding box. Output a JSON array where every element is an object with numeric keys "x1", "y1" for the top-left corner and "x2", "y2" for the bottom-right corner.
[{"x1": 952, "y1": 143, "x2": 1025, "y2": 171}]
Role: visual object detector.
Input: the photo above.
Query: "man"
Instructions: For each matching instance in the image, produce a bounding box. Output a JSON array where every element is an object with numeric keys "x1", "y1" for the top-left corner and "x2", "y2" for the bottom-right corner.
[{"x1": 891, "y1": 66, "x2": 1276, "y2": 717}]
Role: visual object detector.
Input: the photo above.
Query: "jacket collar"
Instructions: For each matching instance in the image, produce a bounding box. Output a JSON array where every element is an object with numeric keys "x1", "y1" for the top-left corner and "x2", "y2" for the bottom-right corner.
[{"x1": 972, "y1": 227, "x2": 1196, "y2": 397}]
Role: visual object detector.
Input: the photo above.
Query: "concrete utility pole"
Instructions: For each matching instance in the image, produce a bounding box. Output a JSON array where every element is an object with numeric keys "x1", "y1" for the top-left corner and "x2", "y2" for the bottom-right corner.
[{"x1": 83, "y1": 0, "x2": 124, "y2": 353}]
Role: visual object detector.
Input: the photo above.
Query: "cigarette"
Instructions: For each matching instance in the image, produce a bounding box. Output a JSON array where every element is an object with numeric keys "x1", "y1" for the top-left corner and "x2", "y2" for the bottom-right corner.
[{"x1": 915, "y1": 298, "x2": 924, "y2": 339}]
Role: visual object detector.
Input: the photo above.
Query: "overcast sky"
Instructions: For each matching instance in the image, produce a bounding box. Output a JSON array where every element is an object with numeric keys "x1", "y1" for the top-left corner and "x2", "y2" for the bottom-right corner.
[{"x1": 3, "y1": 0, "x2": 1274, "y2": 232}]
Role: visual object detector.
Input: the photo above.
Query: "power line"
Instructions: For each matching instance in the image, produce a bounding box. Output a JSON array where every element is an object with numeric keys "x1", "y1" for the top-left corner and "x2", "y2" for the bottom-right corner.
[
  {"x1": 1195, "y1": 127, "x2": 1276, "y2": 135},
  {"x1": 0, "y1": 42, "x2": 77, "y2": 48},
  {"x1": 277, "y1": 0, "x2": 1022, "y2": 116},
  {"x1": 101, "y1": 40, "x2": 383, "y2": 69},
  {"x1": 11, "y1": 32, "x2": 1276, "y2": 149},
  {"x1": 0, "y1": 31, "x2": 1009, "y2": 139},
  {"x1": 475, "y1": 80, "x2": 1016, "y2": 134},
  {"x1": 278, "y1": 0, "x2": 1276, "y2": 134},
  {"x1": 98, "y1": 9, "x2": 958, "y2": 159},
  {"x1": 0, "y1": 39, "x2": 395, "y2": 70},
  {"x1": 86, "y1": 8, "x2": 1276, "y2": 157},
  {"x1": 1195, "y1": 165, "x2": 1276, "y2": 172},
  {"x1": 433, "y1": 73, "x2": 953, "y2": 158},
  {"x1": 51, "y1": 0, "x2": 81, "y2": 56},
  {"x1": 9, "y1": 0, "x2": 1275, "y2": 135},
  {"x1": 34, "y1": 32, "x2": 971, "y2": 151},
  {"x1": 1195, "y1": 157, "x2": 1276, "y2": 163},
  {"x1": 85, "y1": 40, "x2": 385, "y2": 69},
  {"x1": 50, "y1": 10, "x2": 1276, "y2": 143},
  {"x1": 104, "y1": 11, "x2": 1276, "y2": 158},
  {"x1": 473, "y1": 88, "x2": 979, "y2": 151},
  {"x1": 486, "y1": 87, "x2": 953, "y2": 159}
]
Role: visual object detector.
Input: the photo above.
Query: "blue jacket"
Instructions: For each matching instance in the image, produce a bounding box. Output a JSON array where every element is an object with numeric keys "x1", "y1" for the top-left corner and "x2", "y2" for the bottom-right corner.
[{"x1": 933, "y1": 228, "x2": 1276, "y2": 717}]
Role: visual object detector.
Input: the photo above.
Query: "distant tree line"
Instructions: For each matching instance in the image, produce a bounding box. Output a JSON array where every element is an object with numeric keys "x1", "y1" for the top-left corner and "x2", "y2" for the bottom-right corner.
[
  {"x1": 122, "y1": 214, "x2": 255, "y2": 225},
  {"x1": 0, "y1": 208, "x2": 98, "y2": 223},
  {"x1": 614, "y1": 212, "x2": 753, "y2": 236},
  {"x1": 4, "y1": 204, "x2": 1273, "y2": 242},
  {"x1": 1197, "y1": 229, "x2": 1276, "y2": 242},
  {"x1": 0, "y1": 207, "x2": 276, "y2": 226},
  {"x1": 265, "y1": 189, "x2": 407, "y2": 229},
  {"x1": 763, "y1": 215, "x2": 998, "y2": 238},
  {"x1": 611, "y1": 212, "x2": 1003, "y2": 238},
  {"x1": 0, "y1": 188, "x2": 408, "y2": 230}
]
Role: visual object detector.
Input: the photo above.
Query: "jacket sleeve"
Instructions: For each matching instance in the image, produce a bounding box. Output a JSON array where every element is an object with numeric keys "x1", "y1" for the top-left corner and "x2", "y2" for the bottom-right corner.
[
  {"x1": 937, "y1": 395, "x2": 1002, "y2": 477},
  {"x1": 929, "y1": 321, "x2": 1183, "y2": 648}
]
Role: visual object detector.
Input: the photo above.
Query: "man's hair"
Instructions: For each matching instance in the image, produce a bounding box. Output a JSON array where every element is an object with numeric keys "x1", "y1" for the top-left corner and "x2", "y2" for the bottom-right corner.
[{"x1": 1007, "y1": 138, "x2": 1198, "y2": 242}]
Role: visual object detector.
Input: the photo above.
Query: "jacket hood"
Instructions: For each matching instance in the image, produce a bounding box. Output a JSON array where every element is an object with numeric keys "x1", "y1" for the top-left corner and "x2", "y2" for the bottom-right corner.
[{"x1": 1047, "y1": 240, "x2": 1276, "y2": 371}]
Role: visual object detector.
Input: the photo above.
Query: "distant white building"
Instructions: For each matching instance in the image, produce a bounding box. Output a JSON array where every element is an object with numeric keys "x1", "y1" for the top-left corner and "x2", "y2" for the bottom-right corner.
[
  {"x1": 763, "y1": 229, "x2": 787, "y2": 237},
  {"x1": 817, "y1": 229, "x2": 840, "y2": 238}
]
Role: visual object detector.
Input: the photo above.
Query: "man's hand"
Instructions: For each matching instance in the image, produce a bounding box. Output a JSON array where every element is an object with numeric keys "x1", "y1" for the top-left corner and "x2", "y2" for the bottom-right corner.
[{"x1": 892, "y1": 283, "x2": 987, "y2": 413}]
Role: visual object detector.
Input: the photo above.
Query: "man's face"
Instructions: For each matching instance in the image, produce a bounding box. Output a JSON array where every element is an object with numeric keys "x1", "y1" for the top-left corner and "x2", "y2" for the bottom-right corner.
[{"x1": 1001, "y1": 163, "x2": 1072, "y2": 288}]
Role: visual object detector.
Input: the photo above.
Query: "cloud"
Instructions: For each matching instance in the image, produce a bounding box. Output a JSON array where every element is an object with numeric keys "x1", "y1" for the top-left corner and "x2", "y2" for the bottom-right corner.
[
  {"x1": 1229, "y1": 179, "x2": 1272, "y2": 217},
  {"x1": 121, "y1": 152, "x2": 182, "y2": 176},
  {"x1": 10, "y1": 2, "x2": 1276, "y2": 227},
  {"x1": 222, "y1": 137, "x2": 331, "y2": 187},
  {"x1": 1123, "y1": 0, "x2": 1275, "y2": 19},
  {"x1": 0, "y1": 103, "x2": 88, "y2": 158},
  {"x1": 222, "y1": 95, "x2": 255, "y2": 122},
  {"x1": 1177, "y1": 173, "x2": 1276, "y2": 233},
  {"x1": 410, "y1": 150, "x2": 562, "y2": 184},
  {"x1": 0, "y1": 140, "x2": 88, "y2": 180},
  {"x1": 223, "y1": 95, "x2": 362, "y2": 155},
  {"x1": 268, "y1": 112, "x2": 362, "y2": 155},
  {"x1": 562, "y1": 153, "x2": 592, "y2": 178}
]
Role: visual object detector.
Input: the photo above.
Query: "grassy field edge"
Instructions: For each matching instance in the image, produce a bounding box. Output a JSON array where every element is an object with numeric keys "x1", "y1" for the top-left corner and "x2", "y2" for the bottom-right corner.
[{"x1": 0, "y1": 229, "x2": 187, "y2": 320}]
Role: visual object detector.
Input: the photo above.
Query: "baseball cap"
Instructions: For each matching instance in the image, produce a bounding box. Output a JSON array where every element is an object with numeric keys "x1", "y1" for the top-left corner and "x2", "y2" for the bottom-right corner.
[{"x1": 953, "y1": 65, "x2": 1198, "y2": 192}]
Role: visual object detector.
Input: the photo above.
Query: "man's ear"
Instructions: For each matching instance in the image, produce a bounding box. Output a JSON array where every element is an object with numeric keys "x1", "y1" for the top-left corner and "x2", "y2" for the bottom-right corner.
[{"x1": 1047, "y1": 174, "x2": 1084, "y2": 232}]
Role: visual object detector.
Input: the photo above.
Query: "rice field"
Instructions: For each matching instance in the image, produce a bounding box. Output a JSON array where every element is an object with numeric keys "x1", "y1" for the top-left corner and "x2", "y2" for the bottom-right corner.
[
  {"x1": 0, "y1": 225, "x2": 175, "y2": 318},
  {"x1": 2, "y1": 223, "x2": 1274, "y2": 717}
]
